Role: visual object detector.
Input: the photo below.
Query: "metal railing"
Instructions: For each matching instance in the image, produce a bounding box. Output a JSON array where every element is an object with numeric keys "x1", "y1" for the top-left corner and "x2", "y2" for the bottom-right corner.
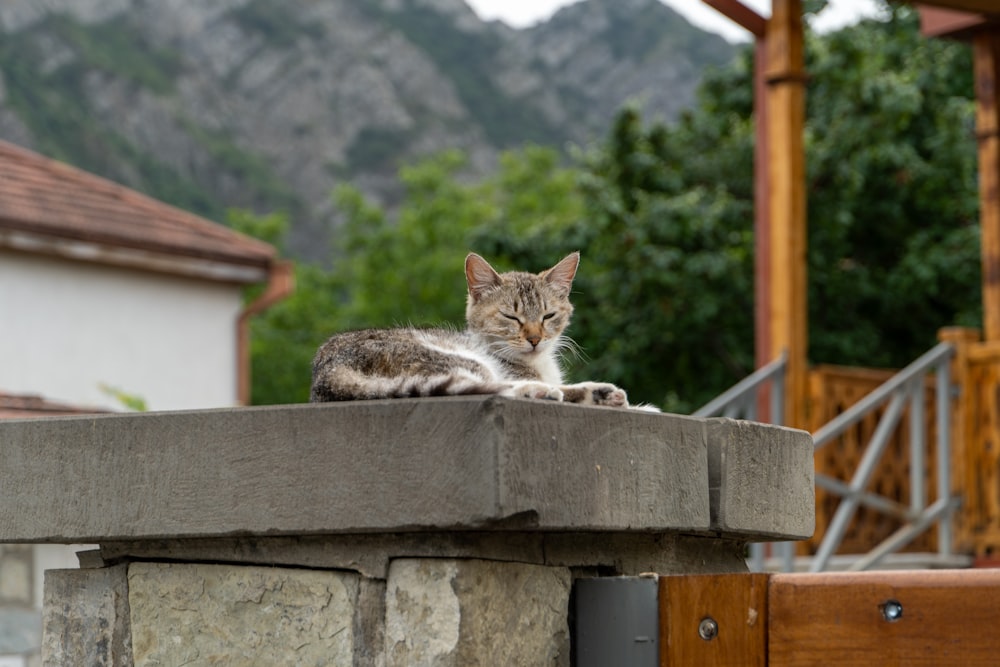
[
  {"x1": 693, "y1": 343, "x2": 962, "y2": 573},
  {"x1": 808, "y1": 341, "x2": 960, "y2": 572},
  {"x1": 693, "y1": 351, "x2": 787, "y2": 423}
]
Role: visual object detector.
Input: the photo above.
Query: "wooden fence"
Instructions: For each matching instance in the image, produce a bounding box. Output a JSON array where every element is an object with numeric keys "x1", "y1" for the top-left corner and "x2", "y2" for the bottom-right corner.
[{"x1": 807, "y1": 327, "x2": 1000, "y2": 559}]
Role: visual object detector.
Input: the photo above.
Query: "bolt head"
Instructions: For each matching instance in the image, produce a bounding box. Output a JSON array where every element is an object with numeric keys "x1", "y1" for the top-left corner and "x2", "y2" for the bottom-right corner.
[
  {"x1": 881, "y1": 599, "x2": 903, "y2": 622},
  {"x1": 698, "y1": 617, "x2": 719, "y2": 641}
]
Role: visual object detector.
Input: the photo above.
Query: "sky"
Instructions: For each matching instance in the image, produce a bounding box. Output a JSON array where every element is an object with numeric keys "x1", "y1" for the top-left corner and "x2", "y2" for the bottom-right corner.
[{"x1": 464, "y1": 0, "x2": 886, "y2": 42}]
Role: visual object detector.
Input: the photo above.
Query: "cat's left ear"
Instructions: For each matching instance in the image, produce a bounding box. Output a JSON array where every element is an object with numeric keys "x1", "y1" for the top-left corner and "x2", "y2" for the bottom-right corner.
[
  {"x1": 466, "y1": 253, "x2": 502, "y2": 302},
  {"x1": 543, "y1": 252, "x2": 579, "y2": 295}
]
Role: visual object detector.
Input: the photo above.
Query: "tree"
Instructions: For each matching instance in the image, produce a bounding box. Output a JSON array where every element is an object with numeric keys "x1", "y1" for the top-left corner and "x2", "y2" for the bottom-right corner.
[{"x1": 804, "y1": 6, "x2": 979, "y2": 366}]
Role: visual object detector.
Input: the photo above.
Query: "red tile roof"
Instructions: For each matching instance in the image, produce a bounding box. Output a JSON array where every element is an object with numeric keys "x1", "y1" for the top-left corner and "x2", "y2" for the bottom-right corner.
[
  {"x1": 0, "y1": 139, "x2": 276, "y2": 273},
  {"x1": 0, "y1": 392, "x2": 109, "y2": 419}
]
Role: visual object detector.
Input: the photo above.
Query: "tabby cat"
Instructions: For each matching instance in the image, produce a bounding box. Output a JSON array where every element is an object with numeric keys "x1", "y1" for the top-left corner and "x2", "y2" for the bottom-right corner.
[{"x1": 309, "y1": 252, "x2": 631, "y2": 408}]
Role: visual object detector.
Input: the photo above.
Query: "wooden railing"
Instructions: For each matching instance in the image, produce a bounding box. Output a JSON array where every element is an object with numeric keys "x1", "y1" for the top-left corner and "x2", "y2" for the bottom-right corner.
[
  {"x1": 807, "y1": 327, "x2": 1000, "y2": 561},
  {"x1": 944, "y1": 328, "x2": 1000, "y2": 558},
  {"x1": 806, "y1": 364, "x2": 941, "y2": 557},
  {"x1": 699, "y1": 326, "x2": 1000, "y2": 565}
]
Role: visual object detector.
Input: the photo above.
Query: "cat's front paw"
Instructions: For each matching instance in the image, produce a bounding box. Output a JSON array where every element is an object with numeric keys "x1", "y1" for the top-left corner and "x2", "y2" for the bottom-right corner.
[
  {"x1": 502, "y1": 382, "x2": 565, "y2": 402},
  {"x1": 563, "y1": 382, "x2": 629, "y2": 408}
]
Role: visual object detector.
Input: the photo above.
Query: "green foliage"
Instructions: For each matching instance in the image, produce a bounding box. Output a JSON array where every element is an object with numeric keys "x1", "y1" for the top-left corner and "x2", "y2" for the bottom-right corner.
[
  {"x1": 98, "y1": 383, "x2": 149, "y2": 412},
  {"x1": 227, "y1": 208, "x2": 290, "y2": 252},
  {"x1": 804, "y1": 7, "x2": 978, "y2": 366}
]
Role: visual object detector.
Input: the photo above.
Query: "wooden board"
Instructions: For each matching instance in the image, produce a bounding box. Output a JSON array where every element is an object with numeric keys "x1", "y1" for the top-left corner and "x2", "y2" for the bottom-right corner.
[
  {"x1": 659, "y1": 573, "x2": 769, "y2": 667},
  {"x1": 769, "y1": 570, "x2": 1000, "y2": 666}
]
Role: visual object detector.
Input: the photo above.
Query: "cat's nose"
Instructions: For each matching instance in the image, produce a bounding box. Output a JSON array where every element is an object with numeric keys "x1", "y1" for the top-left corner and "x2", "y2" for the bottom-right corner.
[{"x1": 526, "y1": 334, "x2": 541, "y2": 348}]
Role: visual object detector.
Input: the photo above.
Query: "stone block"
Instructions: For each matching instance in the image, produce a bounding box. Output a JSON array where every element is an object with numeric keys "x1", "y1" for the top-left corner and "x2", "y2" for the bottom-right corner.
[
  {"x1": 0, "y1": 397, "x2": 711, "y2": 543},
  {"x1": 0, "y1": 545, "x2": 32, "y2": 604},
  {"x1": 385, "y1": 558, "x2": 571, "y2": 666},
  {"x1": 41, "y1": 565, "x2": 130, "y2": 667},
  {"x1": 127, "y1": 562, "x2": 357, "y2": 666},
  {"x1": 96, "y1": 530, "x2": 752, "y2": 580},
  {"x1": 707, "y1": 418, "x2": 815, "y2": 539}
]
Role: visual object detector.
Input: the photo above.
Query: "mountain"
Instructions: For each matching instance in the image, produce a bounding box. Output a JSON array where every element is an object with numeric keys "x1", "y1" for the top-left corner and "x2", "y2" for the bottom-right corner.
[{"x1": 0, "y1": 0, "x2": 735, "y2": 259}]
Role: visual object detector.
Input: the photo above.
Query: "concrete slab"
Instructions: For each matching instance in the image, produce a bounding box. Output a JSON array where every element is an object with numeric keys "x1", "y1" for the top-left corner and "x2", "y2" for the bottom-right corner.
[
  {"x1": 0, "y1": 397, "x2": 713, "y2": 542},
  {"x1": 707, "y1": 418, "x2": 816, "y2": 540}
]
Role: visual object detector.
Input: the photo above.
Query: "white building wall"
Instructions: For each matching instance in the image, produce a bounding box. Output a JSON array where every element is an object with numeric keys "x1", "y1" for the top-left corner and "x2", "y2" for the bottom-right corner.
[{"x1": 0, "y1": 249, "x2": 245, "y2": 411}]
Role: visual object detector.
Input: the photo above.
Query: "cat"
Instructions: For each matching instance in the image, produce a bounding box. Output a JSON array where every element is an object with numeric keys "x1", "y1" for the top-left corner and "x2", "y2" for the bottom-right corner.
[{"x1": 309, "y1": 252, "x2": 633, "y2": 408}]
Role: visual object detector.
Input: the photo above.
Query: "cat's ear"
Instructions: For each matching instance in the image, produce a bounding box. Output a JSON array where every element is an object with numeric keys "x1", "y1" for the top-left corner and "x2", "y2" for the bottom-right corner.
[
  {"x1": 543, "y1": 252, "x2": 579, "y2": 295},
  {"x1": 466, "y1": 253, "x2": 502, "y2": 302}
]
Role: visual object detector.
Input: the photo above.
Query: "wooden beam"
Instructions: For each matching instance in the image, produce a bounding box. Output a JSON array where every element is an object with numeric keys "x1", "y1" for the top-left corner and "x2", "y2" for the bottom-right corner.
[
  {"x1": 975, "y1": 30, "x2": 1000, "y2": 341},
  {"x1": 659, "y1": 573, "x2": 769, "y2": 667},
  {"x1": 913, "y1": 0, "x2": 1000, "y2": 15},
  {"x1": 765, "y1": 0, "x2": 808, "y2": 429},
  {"x1": 919, "y1": 5, "x2": 991, "y2": 39},
  {"x1": 769, "y1": 570, "x2": 1000, "y2": 666},
  {"x1": 701, "y1": 0, "x2": 767, "y2": 38}
]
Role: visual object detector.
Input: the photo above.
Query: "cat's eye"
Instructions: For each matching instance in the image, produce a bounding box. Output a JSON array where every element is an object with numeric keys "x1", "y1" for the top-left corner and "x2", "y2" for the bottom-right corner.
[
  {"x1": 543, "y1": 313, "x2": 556, "y2": 321},
  {"x1": 501, "y1": 313, "x2": 520, "y2": 322}
]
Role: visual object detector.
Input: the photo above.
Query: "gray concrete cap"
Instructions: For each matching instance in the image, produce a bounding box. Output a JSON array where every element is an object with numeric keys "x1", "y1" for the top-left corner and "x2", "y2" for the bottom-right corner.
[
  {"x1": 0, "y1": 397, "x2": 720, "y2": 542},
  {"x1": 707, "y1": 417, "x2": 816, "y2": 540}
]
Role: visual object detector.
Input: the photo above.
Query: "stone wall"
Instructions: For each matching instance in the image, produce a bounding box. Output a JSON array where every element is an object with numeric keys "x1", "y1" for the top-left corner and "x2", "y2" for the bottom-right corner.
[{"x1": 44, "y1": 558, "x2": 577, "y2": 666}]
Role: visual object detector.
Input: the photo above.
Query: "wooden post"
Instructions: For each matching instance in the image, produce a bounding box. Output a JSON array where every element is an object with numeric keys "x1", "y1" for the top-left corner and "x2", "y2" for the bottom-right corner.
[
  {"x1": 937, "y1": 326, "x2": 981, "y2": 554},
  {"x1": 659, "y1": 573, "x2": 769, "y2": 667},
  {"x1": 975, "y1": 31, "x2": 1000, "y2": 342},
  {"x1": 765, "y1": 0, "x2": 808, "y2": 429},
  {"x1": 754, "y1": 38, "x2": 773, "y2": 423}
]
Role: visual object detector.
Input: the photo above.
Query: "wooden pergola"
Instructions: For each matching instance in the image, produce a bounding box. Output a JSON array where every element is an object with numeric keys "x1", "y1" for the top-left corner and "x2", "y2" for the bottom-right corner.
[{"x1": 703, "y1": 0, "x2": 1000, "y2": 431}]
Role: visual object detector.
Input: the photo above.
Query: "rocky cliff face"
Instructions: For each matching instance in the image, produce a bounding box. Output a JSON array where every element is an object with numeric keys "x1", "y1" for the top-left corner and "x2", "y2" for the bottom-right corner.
[{"x1": 0, "y1": 0, "x2": 734, "y2": 258}]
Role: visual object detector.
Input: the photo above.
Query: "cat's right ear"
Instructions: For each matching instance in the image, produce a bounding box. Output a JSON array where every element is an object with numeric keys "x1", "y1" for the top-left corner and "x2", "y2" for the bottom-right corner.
[{"x1": 466, "y1": 253, "x2": 502, "y2": 302}]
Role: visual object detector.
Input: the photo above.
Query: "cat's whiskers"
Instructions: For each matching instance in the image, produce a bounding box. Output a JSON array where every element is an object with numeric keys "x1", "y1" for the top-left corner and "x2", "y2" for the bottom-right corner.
[
  {"x1": 488, "y1": 339, "x2": 524, "y2": 360},
  {"x1": 553, "y1": 334, "x2": 586, "y2": 362}
]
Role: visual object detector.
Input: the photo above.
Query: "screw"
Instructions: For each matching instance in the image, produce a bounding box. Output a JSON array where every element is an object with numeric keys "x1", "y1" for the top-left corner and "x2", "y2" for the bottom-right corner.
[
  {"x1": 698, "y1": 617, "x2": 719, "y2": 641},
  {"x1": 880, "y1": 599, "x2": 903, "y2": 622}
]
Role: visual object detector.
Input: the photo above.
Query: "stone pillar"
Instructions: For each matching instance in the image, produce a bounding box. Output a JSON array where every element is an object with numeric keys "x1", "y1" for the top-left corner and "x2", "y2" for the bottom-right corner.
[{"x1": 0, "y1": 397, "x2": 814, "y2": 666}]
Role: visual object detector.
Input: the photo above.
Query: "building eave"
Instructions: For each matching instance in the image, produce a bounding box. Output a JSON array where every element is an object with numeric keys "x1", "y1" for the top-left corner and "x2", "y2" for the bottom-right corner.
[{"x1": 0, "y1": 228, "x2": 270, "y2": 285}]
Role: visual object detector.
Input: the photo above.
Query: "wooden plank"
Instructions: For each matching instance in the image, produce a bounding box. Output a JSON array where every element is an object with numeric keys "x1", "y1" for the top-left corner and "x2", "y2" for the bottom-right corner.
[
  {"x1": 765, "y1": 0, "x2": 808, "y2": 430},
  {"x1": 769, "y1": 570, "x2": 1000, "y2": 666},
  {"x1": 975, "y1": 31, "x2": 1000, "y2": 341},
  {"x1": 659, "y1": 573, "x2": 769, "y2": 667}
]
